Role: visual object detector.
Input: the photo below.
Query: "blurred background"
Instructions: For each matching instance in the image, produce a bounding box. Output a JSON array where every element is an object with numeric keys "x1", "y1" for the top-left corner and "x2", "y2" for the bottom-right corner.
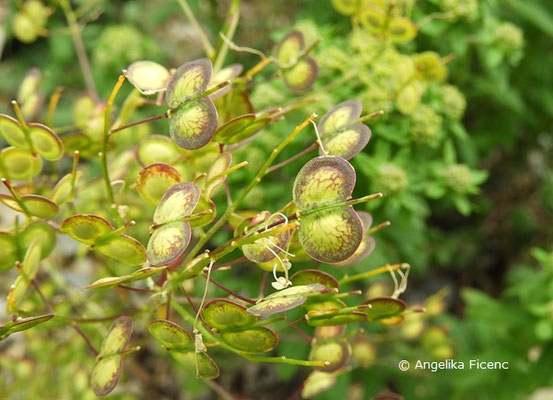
[{"x1": 1, "y1": 0, "x2": 553, "y2": 399}]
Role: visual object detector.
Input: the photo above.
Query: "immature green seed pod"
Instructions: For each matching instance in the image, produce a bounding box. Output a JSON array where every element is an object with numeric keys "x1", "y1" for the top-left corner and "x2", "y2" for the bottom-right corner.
[
  {"x1": 24, "y1": 1, "x2": 50, "y2": 26},
  {"x1": 13, "y1": 13, "x2": 40, "y2": 43}
]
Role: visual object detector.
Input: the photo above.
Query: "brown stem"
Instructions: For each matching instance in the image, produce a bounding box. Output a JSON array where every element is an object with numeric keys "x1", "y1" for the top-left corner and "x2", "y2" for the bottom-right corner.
[
  {"x1": 72, "y1": 323, "x2": 99, "y2": 356},
  {"x1": 60, "y1": 0, "x2": 99, "y2": 102},
  {"x1": 266, "y1": 142, "x2": 318, "y2": 174},
  {"x1": 213, "y1": 256, "x2": 248, "y2": 271},
  {"x1": 110, "y1": 112, "x2": 169, "y2": 134},
  {"x1": 117, "y1": 285, "x2": 153, "y2": 293},
  {"x1": 203, "y1": 275, "x2": 256, "y2": 304},
  {"x1": 31, "y1": 279, "x2": 54, "y2": 314},
  {"x1": 182, "y1": 287, "x2": 198, "y2": 313},
  {"x1": 258, "y1": 271, "x2": 269, "y2": 299}
]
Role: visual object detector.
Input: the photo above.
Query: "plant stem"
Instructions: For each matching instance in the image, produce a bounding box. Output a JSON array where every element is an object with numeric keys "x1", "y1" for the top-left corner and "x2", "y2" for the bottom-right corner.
[
  {"x1": 213, "y1": 0, "x2": 240, "y2": 72},
  {"x1": 110, "y1": 112, "x2": 169, "y2": 134},
  {"x1": 213, "y1": 255, "x2": 248, "y2": 271},
  {"x1": 11, "y1": 100, "x2": 35, "y2": 156},
  {"x1": 1, "y1": 178, "x2": 31, "y2": 217},
  {"x1": 202, "y1": 378, "x2": 237, "y2": 400},
  {"x1": 101, "y1": 74, "x2": 126, "y2": 225},
  {"x1": 203, "y1": 275, "x2": 256, "y2": 304},
  {"x1": 175, "y1": 0, "x2": 215, "y2": 58},
  {"x1": 31, "y1": 279, "x2": 54, "y2": 314},
  {"x1": 266, "y1": 142, "x2": 318, "y2": 174},
  {"x1": 72, "y1": 322, "x2": 99, "y2": 356},
  {"x1": 339, "y1": 263, "x2": 409, "y2": 285},
  {"x1": 367, "y1": 221, "x2": 391, "y2": 234},
  {"x1": 117, "y1": 285, "x2": 153, "y2": 293},
  {"x1": 59, "y1": 0, "x2": 99, "y2": 101},
  {"x1": 46, "y1": 87, "x2": 63, "y2": 127}
]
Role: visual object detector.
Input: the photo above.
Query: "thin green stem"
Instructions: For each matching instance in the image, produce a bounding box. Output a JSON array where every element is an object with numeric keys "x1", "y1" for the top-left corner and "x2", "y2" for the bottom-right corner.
[
  {"x1": 46, "y1": 87, "x2": 63, "y2": 127},
  {"x1": 101, "y1": 74, "x2": 126, "y2": 225},
  {"x1": 266, "y1": 142, "x2": 318, "y2": 174},
  {"x1": 59, "y1": 0, "x2": 99, "y2": 101},
  {"x1": 1, "y1": 178, "x2": 31, "y2": 217},
  {"x1": 11, "y1": 100, "x2": 35, "y2": 156},
  {"x1": 213, "y1": 0, "x2": 240, "y2": 72},
  {"x1": 339, "y1": 263, "x2": 409, "y2": 285},
  {"x1": 175, "y1": 0, "x2": 215, "y2": 58}
]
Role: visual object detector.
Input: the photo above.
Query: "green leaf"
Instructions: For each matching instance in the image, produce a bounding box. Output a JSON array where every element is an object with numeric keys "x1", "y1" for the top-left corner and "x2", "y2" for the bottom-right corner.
[
  {"x1": 220, "y1": 327, "x2": 278, "y2": 353},
  {"x1": 125, "y1": 60, "x2": 170, "y2": 95},
  {"x1": 137, "y1": 163, "x2": 182, "y2": 205},
  {"x1": 165, "y1": 58, "x2": 212, "y2": 108},
  {"x1": 201, "y1": 299, "x2": 257, "y2": 331}
]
